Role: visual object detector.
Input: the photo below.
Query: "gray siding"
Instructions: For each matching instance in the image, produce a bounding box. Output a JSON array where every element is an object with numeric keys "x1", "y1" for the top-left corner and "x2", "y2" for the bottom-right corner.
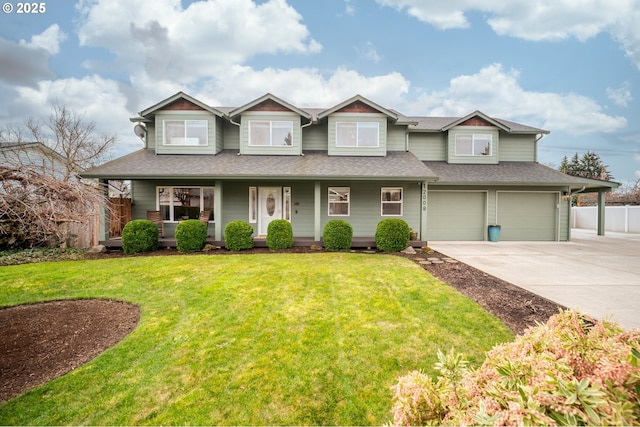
[
  {"x1": 222, "y1": 121, "x2": 240, "y2": 150},
  {"x1": 154, "y1": 111, "x2": 218, "y2": 155},
  {"x1": 498, "y1": 134, "x2": 536, "y2": 161},
  {"x1": 302, "y1": 125, "x2": 328, "y2": 151},
  {"x1": 387, "y1": 125, "x2": 407, "y2": 151},
  {"x1": 408, "y1": 133, "x2": 447, "y2": 161}
]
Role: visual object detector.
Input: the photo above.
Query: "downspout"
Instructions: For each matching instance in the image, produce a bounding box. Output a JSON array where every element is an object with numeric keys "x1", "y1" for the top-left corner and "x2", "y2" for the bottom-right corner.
[
  {"x1": 534, "y1": 133, "x2": 545, "y2": 163},
  {"x1": 229, "y1": 115, "x2": 241, "y2": 155},
  {"x1": 300, "y1": 117, "x2": 315, "y2": 156}
]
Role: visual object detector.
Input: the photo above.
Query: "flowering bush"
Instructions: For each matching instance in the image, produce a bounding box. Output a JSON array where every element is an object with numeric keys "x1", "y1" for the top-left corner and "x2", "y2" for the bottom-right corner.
[{"x1": 390, "y1": 310, "x2": 640, "y2": 426}]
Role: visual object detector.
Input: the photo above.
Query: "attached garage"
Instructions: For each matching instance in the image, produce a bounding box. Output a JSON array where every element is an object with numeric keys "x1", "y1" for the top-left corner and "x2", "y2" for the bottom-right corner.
[
  {"x1": 496, "y1": 191, "x2": 558, "y2": 241},
  {"x1": 427, "y1": 191, "x2": 486, "y2": 240}
]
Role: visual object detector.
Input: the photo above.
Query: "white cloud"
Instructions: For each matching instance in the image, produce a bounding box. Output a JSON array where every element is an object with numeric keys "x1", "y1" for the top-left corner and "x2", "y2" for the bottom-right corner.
[
  {"x1": 375, "y1": 0, "x2": 640, "y2": 69},
  {"x1": 20, "y1": 24, "x2": 67, "y2": 55},
  {"x1": 200, "y1": 66, "x2": 410, "y2": 107},
  {"x1": 76, "y1": 0, "x2": 322, "y2": 83},
  {"x1": 7, "y1": 75, "x2": 138, "y2": 150},
  {"x1": 607, "y1": 83, "x2": 633, "y2": 107},
  {"x1": 407, "y1": 63, "x2": 627, "y2": 136}
]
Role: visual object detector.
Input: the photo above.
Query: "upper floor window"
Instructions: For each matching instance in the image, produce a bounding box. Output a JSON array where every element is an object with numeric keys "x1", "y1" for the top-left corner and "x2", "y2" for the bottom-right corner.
[
  {"x1": 336, "y1": 122, "x2": 379, "y2": 148},
  {"x1": 455, "y1": 134, "x2": 492, "y2": 156},
  {"x1": 249, "y1": 121, "x2": 293, "y2": 146},
  {"x1": 328, "y1": 187, "x2": 350, "y2": 216},
  {"x1": 164, "y1": 120, "x2": 207, "y2": 146}
]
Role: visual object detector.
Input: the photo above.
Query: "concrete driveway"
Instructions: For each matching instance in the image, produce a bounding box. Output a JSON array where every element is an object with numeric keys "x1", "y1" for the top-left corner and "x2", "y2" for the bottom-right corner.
[{"x1": 428, "y1": 229, "x2": 640, "y2": 330}]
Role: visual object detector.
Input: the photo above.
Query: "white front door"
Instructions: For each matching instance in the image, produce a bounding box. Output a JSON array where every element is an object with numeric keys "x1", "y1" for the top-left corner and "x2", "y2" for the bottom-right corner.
[{"x1": 258, "y1": 187, "x2": 282, "y2": 235}]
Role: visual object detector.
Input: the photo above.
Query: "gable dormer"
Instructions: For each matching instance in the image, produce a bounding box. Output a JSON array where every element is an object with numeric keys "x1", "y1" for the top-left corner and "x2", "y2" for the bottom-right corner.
[
  {"x1": 132, "y1": 92, "x2": 225, "y2": 155},
  {"x1": 229, "y1": 93, "x2": 311, "y2": 156},
  {"x1": 443, "y1": 111, "x2": 505, "y2": 164},
  {"x1": 318, "y1": 95, "x2": 397, "y2": 157}
]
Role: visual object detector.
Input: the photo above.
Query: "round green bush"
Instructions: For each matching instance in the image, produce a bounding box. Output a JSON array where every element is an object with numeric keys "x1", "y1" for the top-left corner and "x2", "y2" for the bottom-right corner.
[
  {"x1": 375, "y1": 218, "x2": 410, "y2": 252},
  {"x1": 224, "y1": 220, "x2": 254, "y2": 251},
  {"x1": 175, "y1": 219, "x2": 207, "y2": 252},
  {"x1": 266, "y1": 219, "x2": 293, "y2": 250},
  {"x1": 121, "y1": 219, "x2": 159, "y2": 254},
  {"x1": 323, "y1": 219, "x2": 353, "y2": 251}
]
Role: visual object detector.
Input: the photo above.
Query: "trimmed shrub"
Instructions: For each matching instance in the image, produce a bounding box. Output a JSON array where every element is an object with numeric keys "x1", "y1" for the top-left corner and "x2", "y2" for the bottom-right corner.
[
  {"x1": 323, "y1": 219, "x2": 353, "y2": 251},
  {"x1": 121, "y1": 219, "x2": 159, "y2": 254},
  {"x1": 175, "y1": 219, "x2": 207, "y2": 252},
  {"x1": 224, "y1": 220, "x2": 254, "y2": 251},
  {"x1": 266, "y1": 219, "x2": 293, "y2": 250},
  {"x1": 375, "y1": 218, "x2": 410, "y2": 252},
  {"x1": 390, "y1": 310, "x2": 640, "y2": 426}
]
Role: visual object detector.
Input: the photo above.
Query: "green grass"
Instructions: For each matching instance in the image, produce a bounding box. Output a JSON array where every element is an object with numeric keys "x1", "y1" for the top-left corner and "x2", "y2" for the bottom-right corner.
[{"x1": 0, "y1": 253, "x2": 513, "y2": 425}]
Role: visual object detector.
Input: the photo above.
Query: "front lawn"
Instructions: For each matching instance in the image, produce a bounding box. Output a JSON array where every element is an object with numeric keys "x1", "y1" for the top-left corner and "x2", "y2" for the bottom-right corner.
[{"x1": 0, "y1": 253, "x2": 512, "y2": 425}]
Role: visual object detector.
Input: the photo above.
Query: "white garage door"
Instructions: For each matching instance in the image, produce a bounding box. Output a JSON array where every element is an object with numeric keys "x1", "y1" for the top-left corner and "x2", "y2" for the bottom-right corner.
[
  {"x1": 497, "y1": 192, "x2": 558, "y2": 241},
  {"x1": 427, "y1": 191, "x2": 486, "y2": 241}
]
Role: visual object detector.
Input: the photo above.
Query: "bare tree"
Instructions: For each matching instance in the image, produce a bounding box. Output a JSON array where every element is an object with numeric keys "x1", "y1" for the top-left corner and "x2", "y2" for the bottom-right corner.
[
  {"x1": 1, "y1": 105, "x2": 117, "y2": 248},
  {"x1": 22, "y1": 105, "x2": 117, "y2": 181},
  {"x1": 0, "y1": 165, "x2": 108, "y2": 248}
]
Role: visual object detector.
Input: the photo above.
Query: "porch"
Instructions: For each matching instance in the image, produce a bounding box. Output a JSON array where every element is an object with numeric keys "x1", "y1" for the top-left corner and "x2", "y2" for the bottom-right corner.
[{"x1": 99, "y1": 236, "x2": 428, "y2": 250}]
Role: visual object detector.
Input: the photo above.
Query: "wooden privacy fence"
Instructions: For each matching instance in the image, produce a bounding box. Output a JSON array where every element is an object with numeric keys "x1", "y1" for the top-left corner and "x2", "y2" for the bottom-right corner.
[{"x1": 109, "y1": 197, "x2": 132, "y2": 237}]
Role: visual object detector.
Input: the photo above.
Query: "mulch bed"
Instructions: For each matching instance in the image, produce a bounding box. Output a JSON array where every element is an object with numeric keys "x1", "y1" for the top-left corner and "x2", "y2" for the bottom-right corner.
[{"x1": 0, "y1": 247, "x2": 563, "y2": 403}]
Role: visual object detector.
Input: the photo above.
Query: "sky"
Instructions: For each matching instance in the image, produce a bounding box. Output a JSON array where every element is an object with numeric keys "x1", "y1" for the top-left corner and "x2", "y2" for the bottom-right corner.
[{"x1": 1, "y1": 0, "x2": 639, "y2": 184}]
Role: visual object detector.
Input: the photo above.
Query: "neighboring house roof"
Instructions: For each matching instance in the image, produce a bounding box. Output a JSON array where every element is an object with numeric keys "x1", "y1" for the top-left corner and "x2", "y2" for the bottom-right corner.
[
  {"x1": 425, "y1": 161, "x2": 619, "y2": 190},
  {"x1": 0, "y1": 141, "x2": 68, "y2": 176},
  {"x1": 82, "y1": 149, "x2": 438, "y2": 181}
]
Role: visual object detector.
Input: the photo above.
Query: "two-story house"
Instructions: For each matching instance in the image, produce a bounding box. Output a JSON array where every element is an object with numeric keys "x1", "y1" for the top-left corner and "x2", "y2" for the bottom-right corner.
[{"x1": 82, "y1": 91, "x2": 617, "y2": 246}]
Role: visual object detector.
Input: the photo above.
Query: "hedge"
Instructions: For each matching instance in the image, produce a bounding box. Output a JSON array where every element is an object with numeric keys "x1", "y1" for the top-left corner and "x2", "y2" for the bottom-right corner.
[
  {"x1": 224, "y1": 220, "x2": 254, "y2": 251},
  {"x1": 121, "y1": 219, "x2": 159, "y2": 254},
  {"x1": 175, "y1": 219, "x2": 207, "y2": 252},
  {"x1": 323, "y1": 219, "x2": 353, "y2": 251},
  {"x1": 375, "y1": 218, "x2": 410, "y2": 252},
  {"x1": 266, "y1": 219, "x2": 293, "y2": 250}
]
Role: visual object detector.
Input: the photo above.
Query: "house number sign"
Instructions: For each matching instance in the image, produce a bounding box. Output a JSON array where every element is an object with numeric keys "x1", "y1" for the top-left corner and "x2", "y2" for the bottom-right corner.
[{"x1": 422, "y1": 184, "x2": 427, "y2": 212}]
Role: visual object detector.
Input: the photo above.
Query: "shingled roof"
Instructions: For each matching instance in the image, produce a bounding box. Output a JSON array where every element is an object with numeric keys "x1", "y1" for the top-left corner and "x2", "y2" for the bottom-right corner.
[
  {"x1": 82, "y1": 149, "x2": 438, "y2": 181},
  {"x1": 425, "y1": 161, "x2": 618, "y2": 190}
]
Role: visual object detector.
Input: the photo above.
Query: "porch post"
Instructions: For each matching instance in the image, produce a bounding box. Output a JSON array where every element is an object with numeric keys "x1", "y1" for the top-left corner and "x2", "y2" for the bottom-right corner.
[
  {"x1": 314, "y1": 181, "x2": 321, "y2": 241},
  {"x1": 597, "y1": 189, "x2": 606, "y2": 236},
  {"x1": 420, "y1": 181, "x2": 428, "y2": 240},
  {"x1": 215, "y1": 180, "x2": 223, "y2": 241},
  {"x1": 98, "y1": 179, "x2": 109, "y2": 242}
]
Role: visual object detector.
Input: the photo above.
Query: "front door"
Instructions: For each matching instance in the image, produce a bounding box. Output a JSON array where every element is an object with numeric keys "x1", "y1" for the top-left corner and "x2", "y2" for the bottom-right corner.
[{"x1": 258, "y1": 187, "x2": 282, "y2": 235}]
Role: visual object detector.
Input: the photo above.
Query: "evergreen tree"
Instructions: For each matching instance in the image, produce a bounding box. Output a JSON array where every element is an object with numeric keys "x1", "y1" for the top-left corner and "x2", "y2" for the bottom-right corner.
[{"x1": 558, "y1": 151, "x2": 613, "y2": 181}]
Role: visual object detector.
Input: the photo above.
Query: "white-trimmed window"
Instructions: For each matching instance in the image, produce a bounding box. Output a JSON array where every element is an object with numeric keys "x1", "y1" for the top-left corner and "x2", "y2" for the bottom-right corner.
[
  {"x1": 381, "y1": 187, "x2": 403, "y2": 216},
  {"x1": 455, "y1": 134, "x2": 492, "y2": 156},
  {"x1": 336, "y1": 122, "x2": 379, "y2": 147},
  {"x1": 328, "y1": 187, "x2": 350, "y2": 216},
  {"x1": 157, "y1": 186, "x2": 214, "y2": 222},
  {"x1": 164, "y1": 120, "x2": 208, "y2": 146},
  {"x1": 249, "y1": 121, "x2": 293, "y2": 146}
]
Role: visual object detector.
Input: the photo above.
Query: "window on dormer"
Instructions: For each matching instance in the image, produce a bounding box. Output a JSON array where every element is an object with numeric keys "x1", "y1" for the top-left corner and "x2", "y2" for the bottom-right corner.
[
  {"x1": 455, "y1": 134, "x2": 492, "y2": 156},
  {"x1": 249, "y1": 121, "x2": 293, "y2": 146},
  {"x1": 336, "y1": 122, "x2": 379, "y2": 147},
  {"x1": 164, "y1": 120, "x2": 207, "y2": 146}
]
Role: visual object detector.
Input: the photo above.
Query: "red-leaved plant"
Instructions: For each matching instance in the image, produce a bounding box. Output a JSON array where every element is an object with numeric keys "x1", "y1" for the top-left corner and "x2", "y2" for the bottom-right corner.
[{"x1": 390, "y1": 310, "x2": 640, "y2": 426}]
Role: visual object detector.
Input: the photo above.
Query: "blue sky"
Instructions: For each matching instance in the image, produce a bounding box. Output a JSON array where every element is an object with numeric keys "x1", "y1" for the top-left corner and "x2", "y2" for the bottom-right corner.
[{"x1": 1, "y1": 0, "x2": 639, "y2": 183}]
